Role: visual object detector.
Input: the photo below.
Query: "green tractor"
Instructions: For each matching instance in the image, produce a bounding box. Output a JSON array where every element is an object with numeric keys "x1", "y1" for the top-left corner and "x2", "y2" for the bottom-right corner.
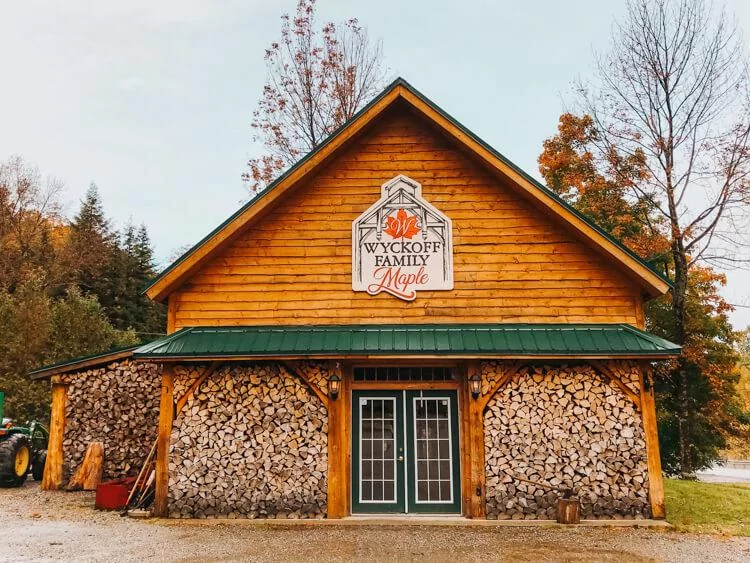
[{"x1": 0, "y1": 391, "x2": 49, "y2": 487}]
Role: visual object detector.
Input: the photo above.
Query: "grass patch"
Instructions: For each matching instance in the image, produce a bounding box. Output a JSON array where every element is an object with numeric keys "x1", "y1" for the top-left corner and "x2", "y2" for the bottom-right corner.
[{"x1": 665, "y1": 478, "x2": 750, "y2": 536}]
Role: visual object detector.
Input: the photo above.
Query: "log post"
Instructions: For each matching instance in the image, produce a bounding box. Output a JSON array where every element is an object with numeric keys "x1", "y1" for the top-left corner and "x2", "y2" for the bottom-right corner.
[
  {"x1": 42, "y1": 378, "x2": 67, "y2": 490},
  {"x1": 556, "y1": 497, "x2": 581, "y2": 524},
  {"x1": 640, "y1": 363, "x2": 665, "y2": 519},
  {"x1": 153, "y1": 365, "x2": 174, "y2": 518},
  {"x1": 326, "y1": 361, "x2": 348, "y2": 518},
  {"x1": 467, "y1": 360, "x2": 486, "y2": 518}
]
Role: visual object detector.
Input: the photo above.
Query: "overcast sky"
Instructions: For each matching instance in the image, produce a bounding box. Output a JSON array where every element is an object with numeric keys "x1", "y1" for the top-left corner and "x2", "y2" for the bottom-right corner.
[{"x1": 2, "y1": 0, "x2": 749, "y2": 328}]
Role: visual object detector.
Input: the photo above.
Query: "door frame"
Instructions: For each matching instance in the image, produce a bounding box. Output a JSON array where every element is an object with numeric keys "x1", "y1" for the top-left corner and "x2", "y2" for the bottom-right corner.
[{"x1": 345, "y1": 361, "x2": 466, "y2": 516}]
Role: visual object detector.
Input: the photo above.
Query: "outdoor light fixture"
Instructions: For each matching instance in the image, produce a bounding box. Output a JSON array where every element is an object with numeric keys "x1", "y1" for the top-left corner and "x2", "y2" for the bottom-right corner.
[
  {"x1": 470, "y1": 373, "x2": 481, "y2": 400},
  {"x1": 329, "y1": 374, "x2": 341, "y2": 400}
]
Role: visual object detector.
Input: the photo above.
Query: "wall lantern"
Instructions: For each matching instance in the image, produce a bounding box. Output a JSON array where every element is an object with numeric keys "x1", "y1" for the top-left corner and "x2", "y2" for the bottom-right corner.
[
  {"x1": 469, "y1": 373, "x2": 481, "y2": 400},
  {"x1": 329, "y1": 374, "x2": 341, "y2": 400}
]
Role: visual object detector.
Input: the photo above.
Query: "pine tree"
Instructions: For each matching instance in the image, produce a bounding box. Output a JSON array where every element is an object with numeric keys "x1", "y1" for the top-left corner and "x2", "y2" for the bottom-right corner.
[
  {"x1": 104, "y1": 221, "x2": 165, "y2": 337},
  {"x1": 67, "y1": 183, "x2": 117, "y2": 303},
  {"x1": 132, "y1": 224, "x2": 166, "y2": 337}
]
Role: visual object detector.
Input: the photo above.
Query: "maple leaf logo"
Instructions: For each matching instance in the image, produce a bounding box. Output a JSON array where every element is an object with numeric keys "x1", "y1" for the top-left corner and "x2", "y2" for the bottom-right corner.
[{"x1": 384, "y1": 209, "x2": 421, "y2": 239}]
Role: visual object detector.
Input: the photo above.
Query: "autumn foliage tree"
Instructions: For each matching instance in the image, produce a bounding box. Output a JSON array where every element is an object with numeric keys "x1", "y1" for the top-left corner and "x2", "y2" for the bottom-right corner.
[
  {"x1": 0, "y1": 156, "x2": 64, "y2": 292},
  {"x1": 0, "y1": 156, "x2": 163, "y2": 422},
  {"x1": 243, "y1": 0, "x2": 386, "y2": 192},
  {"x1": 539, "y1": 114, "x2": 670, "y2": 264},
  {"x1": 540, "y1": 113, "x2": 748, "y2": 475},
  {"x1": 546, "y1": 0, "x2": 750, "y2": 477}
]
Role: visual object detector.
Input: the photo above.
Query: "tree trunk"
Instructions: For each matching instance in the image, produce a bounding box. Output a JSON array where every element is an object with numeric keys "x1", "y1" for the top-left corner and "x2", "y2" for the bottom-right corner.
[{"x1": 671, "y1": 237, "x2": 692, "y2": 478}]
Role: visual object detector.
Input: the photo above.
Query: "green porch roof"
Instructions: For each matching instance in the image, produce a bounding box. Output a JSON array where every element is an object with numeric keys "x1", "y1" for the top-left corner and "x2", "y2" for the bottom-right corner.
[
  {"x1": 28, "y1": 345, "x2": 140, "y2": 379},
  {"x1": 132, "y1": 324, "x2": 680, "y2": 360}
]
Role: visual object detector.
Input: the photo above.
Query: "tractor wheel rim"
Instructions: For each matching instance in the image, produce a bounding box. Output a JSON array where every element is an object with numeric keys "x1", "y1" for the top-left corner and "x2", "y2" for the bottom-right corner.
[{"x1": 15, "y1": 445, "x2": 30, "y2": 477}]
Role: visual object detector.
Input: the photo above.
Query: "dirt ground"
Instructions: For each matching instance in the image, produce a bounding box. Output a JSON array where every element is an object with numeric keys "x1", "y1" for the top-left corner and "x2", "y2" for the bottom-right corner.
[{"x1": 2, "y1": 482, "x2": 750, "y2": 563}]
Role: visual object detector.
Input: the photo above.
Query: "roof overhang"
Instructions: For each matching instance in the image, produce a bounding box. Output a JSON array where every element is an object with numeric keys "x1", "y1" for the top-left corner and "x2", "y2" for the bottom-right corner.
[
  {"x1": 29, "y1": 346, "x2": 139, "y2": 380},
  {"x1": 144, "y1": 78, "x2": 671, "y2": 303},
  {"x1": 132, "y1": 324, "x2": 681, "y2": 362}
]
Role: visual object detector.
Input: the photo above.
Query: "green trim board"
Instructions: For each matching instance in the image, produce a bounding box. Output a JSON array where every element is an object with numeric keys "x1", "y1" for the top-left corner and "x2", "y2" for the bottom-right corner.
[
  {"x1": 132, "y1": 324, "x2": 681, "y2": 360},
  {"x1": 143, "y1": 77, "x2": 671, "y2": 300}
]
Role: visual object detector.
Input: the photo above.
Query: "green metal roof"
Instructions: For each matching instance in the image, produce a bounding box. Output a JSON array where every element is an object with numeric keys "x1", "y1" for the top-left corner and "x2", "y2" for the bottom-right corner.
[
  {"x1": 28, "y1": 345, "x2": 140, "y2": 380},
  {"x1": 132, "y1": 324, "x2": 680, "y2": 360},
  {"x1": 143, "y1": 77, "x2": 671, "y2": 298}
]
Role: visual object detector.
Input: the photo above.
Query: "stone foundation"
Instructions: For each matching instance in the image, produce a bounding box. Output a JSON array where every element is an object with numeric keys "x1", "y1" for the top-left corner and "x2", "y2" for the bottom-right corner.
[
  {"x1": 168, "y1": 363, "x2": 328, "y2": 518},
  {"x1": 483, "y1": 363, "x2": 650, "y2": 520},
  {"x1": 61, "y1": 360, "x2": 161, "y2": 481}
]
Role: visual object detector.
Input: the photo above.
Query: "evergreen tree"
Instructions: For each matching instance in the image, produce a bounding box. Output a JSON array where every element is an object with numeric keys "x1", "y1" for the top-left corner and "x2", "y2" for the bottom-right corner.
[
  {"x1": 133, "y1": 224, "x2": 166, "y2": 336},
  {"x1": 66, "y1": 183, "x2": 117, "y2": 304},
  {"x1": 66, "y1": 190, "x2": 165, "y2": 339},
  {"x1": 105, "y1": 221, "x2": 165, "y2": 337}
]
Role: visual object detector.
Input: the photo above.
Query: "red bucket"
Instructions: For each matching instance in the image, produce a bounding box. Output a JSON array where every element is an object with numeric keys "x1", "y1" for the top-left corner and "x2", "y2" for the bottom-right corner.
[{"x1": 95, "y1": 477, "x2": 136, "y2": 510}]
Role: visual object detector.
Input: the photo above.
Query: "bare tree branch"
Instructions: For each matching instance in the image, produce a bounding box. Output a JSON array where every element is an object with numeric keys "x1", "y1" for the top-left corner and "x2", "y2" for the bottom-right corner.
[{"x1": 242, "y1": 0, "x2": 387, "y2": 193}]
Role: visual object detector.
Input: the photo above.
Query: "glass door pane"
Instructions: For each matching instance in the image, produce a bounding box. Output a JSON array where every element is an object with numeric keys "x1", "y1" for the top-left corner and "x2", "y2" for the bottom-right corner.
[
  {"x1": 406, "y1": 390, "x2": 461, "y2": 513},
  {"x1": 352, "y1": 390, "x2": 405, "y2": 513}
]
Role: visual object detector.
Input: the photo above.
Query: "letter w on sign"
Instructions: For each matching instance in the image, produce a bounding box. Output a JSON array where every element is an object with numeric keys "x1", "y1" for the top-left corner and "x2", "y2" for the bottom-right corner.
[{"x1": 351, "y1": 175, "x2": 454, "y2": 301}]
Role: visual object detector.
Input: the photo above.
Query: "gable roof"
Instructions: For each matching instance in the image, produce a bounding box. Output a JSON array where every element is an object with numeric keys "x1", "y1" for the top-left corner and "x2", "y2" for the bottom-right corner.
[{"x1": 145, "y1": 78, "x2": 671, "y2": 303}]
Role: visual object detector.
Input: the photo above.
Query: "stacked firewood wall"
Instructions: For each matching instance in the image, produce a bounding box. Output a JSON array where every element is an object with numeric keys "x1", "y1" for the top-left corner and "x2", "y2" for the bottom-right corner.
[
  {"x1": 61, "y1": 360, "x2": 161, "y2": 481},
  {"x1": 483, "y1": 363, "x2": 650, "y2": 520},
  {"x1": 168, "y1": 363, "x2": 328, "y2": 518}
]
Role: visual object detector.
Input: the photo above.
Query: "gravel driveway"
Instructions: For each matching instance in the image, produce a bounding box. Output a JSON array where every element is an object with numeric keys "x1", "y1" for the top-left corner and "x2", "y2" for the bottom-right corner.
[{"x1": 2, "y1": 482, "x2": 750, "y2": 562}]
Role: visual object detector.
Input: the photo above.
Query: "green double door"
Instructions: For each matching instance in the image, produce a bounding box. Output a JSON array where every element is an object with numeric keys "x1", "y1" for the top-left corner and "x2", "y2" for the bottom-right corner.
[{"x1": 352, "y1": 390, "x2": 461, "y2": 514}]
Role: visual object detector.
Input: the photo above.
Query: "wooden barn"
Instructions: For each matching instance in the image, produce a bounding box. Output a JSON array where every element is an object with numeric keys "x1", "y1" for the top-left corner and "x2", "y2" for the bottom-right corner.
[{"x1": 32, "y1": 78, "x2": 680, "y2": 521}]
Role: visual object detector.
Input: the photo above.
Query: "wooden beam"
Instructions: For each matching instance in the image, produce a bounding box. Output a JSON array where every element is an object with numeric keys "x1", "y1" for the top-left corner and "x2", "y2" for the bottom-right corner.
[
  {"x1": 479, "y1": 360, "x2": 524, "y2": 412},
  {"x1": 591, "y1": 360, "x2": 641, "y2": 410},
  {"x1": 175, "y1": 362, "x2": 221, "y2": 415},
  {"x1": 639, "y1": 363, "x2": 666, "y2": 519},
  {"x1": 459, "y1": 363, "x2": 473, "y2": 517},
  {"x1": 466, "y1": 360, "x2": 486, "y2": 518},
  {"x1": 42, "y1": 379, "x2": 67, "y2": 490},
  {"x1": 167, "y1": 294, "x2": 177, "y2": 334},
  {"x1": 326, "y1": 361, "x2": 348, "y2": 518},
  {"x1": 281, "y1": 361, "x2": 329, "y2": 409},
  {"x1": 154, "y1": 366, "x2": 175, "y2": 518}
]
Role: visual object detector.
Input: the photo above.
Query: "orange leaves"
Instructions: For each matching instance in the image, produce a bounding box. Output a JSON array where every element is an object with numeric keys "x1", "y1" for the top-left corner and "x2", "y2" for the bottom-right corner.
[
  {"x1": 384, "y1": 209, "x2": 420, "y2": 239},
  {"x1": 538, "y1": 112, "x2": 670, "y2": 263}
]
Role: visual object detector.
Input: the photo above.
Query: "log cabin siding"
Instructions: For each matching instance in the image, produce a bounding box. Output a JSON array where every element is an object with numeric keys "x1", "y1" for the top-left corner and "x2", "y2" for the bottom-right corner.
[{"x1": 172, "y1": 106, "x2": 642, "y2": 329}]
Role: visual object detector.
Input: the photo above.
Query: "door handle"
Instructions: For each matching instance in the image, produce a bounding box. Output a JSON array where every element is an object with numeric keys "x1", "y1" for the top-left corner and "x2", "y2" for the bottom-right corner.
[{"x1": 397, "y1": 455, "x2": 404, "y2": 462}]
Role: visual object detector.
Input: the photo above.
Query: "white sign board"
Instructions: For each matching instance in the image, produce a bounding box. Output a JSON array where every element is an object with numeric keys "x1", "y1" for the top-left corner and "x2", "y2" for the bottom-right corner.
[{"x1": 352, "y1": 175, "x2": 453, "y2": 301}]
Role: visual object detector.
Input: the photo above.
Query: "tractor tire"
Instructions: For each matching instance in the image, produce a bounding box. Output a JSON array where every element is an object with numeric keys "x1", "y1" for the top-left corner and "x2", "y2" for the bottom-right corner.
[
  {"x1": 0, "y1": 434, "x2": 31, "y2": 487},
  {"x1": 32, "y1": 449, "x2": 47, "y2": 481}
]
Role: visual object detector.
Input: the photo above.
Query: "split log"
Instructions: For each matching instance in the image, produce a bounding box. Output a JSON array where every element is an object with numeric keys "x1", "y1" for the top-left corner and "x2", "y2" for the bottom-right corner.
[
  {"x1": 168, "y1": 364, "x2": 328, "y2": 519},
  {"x1": 483, "y1": 362, "x2": 651, "y2": 520},
  {"x1": 66, "y1": 441, "x2": 104, "y2": 491},
  {"x1": 60, "y1": 360, "x2": 161, "y2": 481}
]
